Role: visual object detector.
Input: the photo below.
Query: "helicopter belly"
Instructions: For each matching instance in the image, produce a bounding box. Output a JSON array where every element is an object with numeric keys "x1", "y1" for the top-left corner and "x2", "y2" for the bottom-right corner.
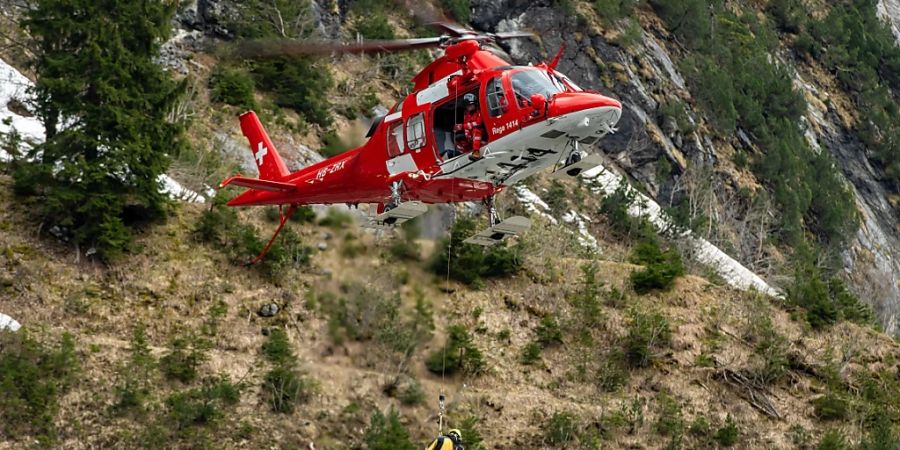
[{"x1": 435, "y1": 105, "x2": 621, "y2": 186}]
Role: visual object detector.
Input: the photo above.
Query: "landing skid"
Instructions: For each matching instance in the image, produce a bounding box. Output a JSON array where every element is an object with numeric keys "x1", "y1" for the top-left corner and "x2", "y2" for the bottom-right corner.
[
  {"x1": 550, "y1": 153, "x2": 605, "y2": 179},
  {"x1": 365, "y1": 201, "x2": 428, "y2": 228},
  {"x1": 464, "y1": 216, "x2": 531, "y2": 246}
]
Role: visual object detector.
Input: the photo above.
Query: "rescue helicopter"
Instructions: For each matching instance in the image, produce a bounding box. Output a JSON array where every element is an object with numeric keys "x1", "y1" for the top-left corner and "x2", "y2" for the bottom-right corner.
[{"x1": 219, "y1": 21, "x2": 622, "y2": 263}]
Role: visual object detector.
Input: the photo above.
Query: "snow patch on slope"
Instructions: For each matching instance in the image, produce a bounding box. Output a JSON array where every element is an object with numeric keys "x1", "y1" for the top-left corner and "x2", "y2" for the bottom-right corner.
[
  {"x1": 512, "y1": 163, "x2": 777, "y2": 296},
  {"x1": 561, "y1": 210, "x2": 599, "y2": 250},
  {"x1": 580, "y1": 164, "x2": 781, "y2": 297},
  {"x1": 158, "y1": 174, "x2": 206, "y2": 204},
  {"x1": 0, "y1": 59, "x2": 45, "y2": 163},
  {"x1": 0, "y1": 313, "x2": 21, "y2": 332},
  {"x1": 514, "y1": 186, "x2": 558, "y2": 225}
]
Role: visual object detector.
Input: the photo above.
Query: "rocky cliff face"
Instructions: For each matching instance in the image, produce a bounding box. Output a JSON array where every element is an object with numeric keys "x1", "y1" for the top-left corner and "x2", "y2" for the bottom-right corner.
[
  {"x1": 879, "y1": 0, "x2": 900, "y2": 44},
  {"x1": 469, "y1": 0, "x2": 900, "y2": 335}
]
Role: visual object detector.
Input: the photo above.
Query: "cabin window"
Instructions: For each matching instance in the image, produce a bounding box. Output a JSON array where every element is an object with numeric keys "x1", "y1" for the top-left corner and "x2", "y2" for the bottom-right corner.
[
  {"x1": 486, "y1": 76, "x2": 508, "y2": 117},
  {"x1": 387, "y1": 120, "x2": 404, "y2": 158},
  {"x1": 406, "y1": 113, "x2": 426, "y2": 150}
]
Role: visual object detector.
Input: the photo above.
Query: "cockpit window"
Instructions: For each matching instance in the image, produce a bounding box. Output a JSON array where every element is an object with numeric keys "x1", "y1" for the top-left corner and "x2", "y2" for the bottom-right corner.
[{"x1": 511, "y1": 69, "x2": 565, "y2": 107}]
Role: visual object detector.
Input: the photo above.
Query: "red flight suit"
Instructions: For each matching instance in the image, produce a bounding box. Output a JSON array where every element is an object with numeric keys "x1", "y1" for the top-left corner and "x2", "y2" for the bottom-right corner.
[{"x1": 454, "y1": 108, "x2": 485, "y2": 158}]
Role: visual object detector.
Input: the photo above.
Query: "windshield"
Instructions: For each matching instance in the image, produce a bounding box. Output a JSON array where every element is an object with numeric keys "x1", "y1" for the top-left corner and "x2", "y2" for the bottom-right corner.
[{"x1": 511, "y1": 69, "x2": 565, "y2": 107}]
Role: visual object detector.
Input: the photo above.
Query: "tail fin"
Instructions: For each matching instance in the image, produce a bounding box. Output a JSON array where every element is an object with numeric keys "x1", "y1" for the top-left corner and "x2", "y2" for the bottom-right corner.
[{"x1": 240, "y1": 111, "x2": 290, "y2": 180}]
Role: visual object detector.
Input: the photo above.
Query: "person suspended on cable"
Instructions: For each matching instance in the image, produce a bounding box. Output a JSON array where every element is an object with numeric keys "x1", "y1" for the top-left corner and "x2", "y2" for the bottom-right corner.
[
  {"x1": 453, "y1": 93, "x2": 485, "y2": 160},
  {"x1": 424, "y1": 429, "x2": 464, "y2": 450}
]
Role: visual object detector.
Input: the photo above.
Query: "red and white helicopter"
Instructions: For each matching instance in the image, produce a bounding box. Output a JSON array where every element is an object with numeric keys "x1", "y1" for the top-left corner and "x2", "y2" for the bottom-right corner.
[{"x1": 219, "y1": 23, "x2": 622, "y2": 262}]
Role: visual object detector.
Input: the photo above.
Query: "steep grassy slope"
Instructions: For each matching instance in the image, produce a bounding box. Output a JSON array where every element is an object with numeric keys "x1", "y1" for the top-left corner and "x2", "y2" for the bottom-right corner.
[{"x1": 2, "y1": 174, "x2": 899, "y2": 449}]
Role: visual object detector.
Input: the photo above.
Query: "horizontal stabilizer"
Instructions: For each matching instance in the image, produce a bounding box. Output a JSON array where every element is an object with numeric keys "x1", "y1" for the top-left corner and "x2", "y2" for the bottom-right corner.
[
  {"x1": 219, "y1": 176, "x2": 296, "y2": 193},
  {"x1": 464, "y1": 216, "x2": 531, "y2": 246}
]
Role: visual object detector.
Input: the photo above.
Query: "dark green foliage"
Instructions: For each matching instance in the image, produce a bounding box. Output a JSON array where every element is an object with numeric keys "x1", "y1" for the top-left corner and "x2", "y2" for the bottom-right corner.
[
  {"x1": 115, "y1": 327, "x2": 156, "y2": 412},
  {"x1": 209, "y1": 66, "x2": 256, "y2": 110},
  {"x1": 263, "y1": 365, "x2": 315, "y2": 413},
  {"x1": 860, "y1": 412, "x2": 900, "y2": 449},
  {"x1": 543, "y1": 180, "x2": 568, "y2": 212},
  {"x1": 431, "y1": 215, "x2": 523, "y2": 286},
  {"x1": 713, "y1": 416, "x2": 739, "y2": 446},
  {"x1": 261, "y1": 328, "x2": 316, "y2": 413},
  {"x1": 264, "y1": 205, "x2": 316, "y2": 224},
  {"x1": 455, "y1": 415, "x2": 486, "y2": 450},
  {"x1": 593, "y1": 0, "x2": 637, "y2": 22},
  {"x1": 624, "y1": 307, "x2": 671, "y2": 368},
  {"x1": 441, "y1": 0, "x2": 471, "y2": 24},
  {"x1": 658, "y1": 100, "x2": 695, "y2": 134},
  {"x1": 160, "y1": 337, "x2": 207, "y2": 384},
  {"x1": 319, "y1": 283, "x2": 431, "y2": 365},
  {"x1": 597, "y1": 349, "x2": 629, "y2": 392},
  {"x1": 648, "y1": 0, "x2": 713, "y2": 48},
  {"x1": 164, "y1": 376, "x2": 241, "y2": 430},
  {"x1": 228, "y1": 0, "x2": 311, "y2": 39},
  {"x1": 686, "y1": 55, "x2": 738, "y2": 133},
  {"x1": 544, "y1": 411, "x2": 579, "y2": 446},
  {"x1": 354, "y1": 14, "x2": 395, "y2": 40},
  {"x1": 250, "y1": 57, "x2": 334, "y2": 127},
  {"x1": 262, "y1": 328, "x2": 295, "y2": 366},
  {"x1": 744, "y1": 300, "x2": 789, "y2": 385},
  {"x1": 365, "y1": 408, "x2": 416, "y2": 450},
  {"x1": 318, "y1": 208, "x2": 353, "y2": 229},
  {"x1": 321, "y1": 130, "x2": 353, "y2": 157},
  {"x1": 536, "y1": 314, "x2": 563, "y2": 347},
  {"x1": 816, "y1": 429, "x2": 847, "y2": 450},
  {"x1": 18, "y1": 0, "x2": 186, "y2": 260},
  {"x1": 629, "y1": 237, "x2": 685, "y2": 294},
  {"x1": 520, "y1": 341, "x2": 542, "y2": 365},
  {"x1": 388, "y1": 219, "x2": 422, "y2": 261},
  {"x1": 195, "y1": 193, "x2": 312, "y2": 280},
  {"x1": 654, "y1": 391, "x2": 684, "y2": 439},
  {"x1": 228, "y1": 0, "x2": 333, "y2": 126},
  {"x1": 651, "y1": 0, "x2": 859, "y2": 248},
  {"x1": 426, "y1": 324, "x2": 485, "y2": 376},
  {"x1": 688, "y1": 416, "x2": 710, "y2": 438},
  {"x1": 0, "y1": 331, "x2": 77, "y2": 443},
  {"x1": 813, "y1": 393, "x2": 849, "y2": 421},
  {"x1": 397, "y1": 379, "x2": 425, "y2": 406},
  {"x1": 767, "y1": 0, "x2": 804, "y2": 33},
  {"x1": 801, "y1": 1, "x2": 900, "y2": 192},
  {"x1": 789, "y1": 257, "x2": 875, "y2": 329},
  {"x1": 600, "y1": 186, "x2": 654, "y2": 240},
  {"x1": 567, "y1": 262, "x2": 606, "y2": 346}
]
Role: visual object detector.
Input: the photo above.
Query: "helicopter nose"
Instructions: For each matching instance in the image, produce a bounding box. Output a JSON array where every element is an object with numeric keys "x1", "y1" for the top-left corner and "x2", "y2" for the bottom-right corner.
[{"x1": 548, "y1": 92, "x2": 621, "y2": 117}]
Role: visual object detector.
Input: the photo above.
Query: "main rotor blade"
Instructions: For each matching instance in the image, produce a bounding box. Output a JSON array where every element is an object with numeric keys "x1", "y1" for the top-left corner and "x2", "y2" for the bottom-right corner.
[
  {"x1": 492, "y1": 31, "x2": 538, "y2": 41},
  {"x1": 236, "y1": 37, "x2": 446, "y2": 58}
]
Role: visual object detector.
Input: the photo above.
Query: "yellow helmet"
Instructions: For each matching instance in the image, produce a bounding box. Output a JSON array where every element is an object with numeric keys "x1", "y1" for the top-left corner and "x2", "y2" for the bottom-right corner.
[{"x1": 447, "y1": 429, "x2": 462, "y2": 441}]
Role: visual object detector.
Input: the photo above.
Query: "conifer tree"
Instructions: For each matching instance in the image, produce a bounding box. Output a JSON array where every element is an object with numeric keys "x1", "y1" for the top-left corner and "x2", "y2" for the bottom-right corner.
[{"x1": 16, "y1": 0, "x2": 186, "y2": 259}]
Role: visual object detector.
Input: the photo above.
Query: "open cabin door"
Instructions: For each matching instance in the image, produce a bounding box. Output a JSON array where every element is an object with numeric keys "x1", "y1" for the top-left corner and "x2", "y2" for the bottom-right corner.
[{"x1": 429, "y1": 84, "x2": 480, "y2": 161}]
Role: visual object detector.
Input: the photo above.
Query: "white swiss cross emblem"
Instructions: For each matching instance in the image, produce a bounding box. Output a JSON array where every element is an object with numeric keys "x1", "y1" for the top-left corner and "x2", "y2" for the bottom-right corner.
[{"x1": 255, "y1": 142, "x2": 268, "y2": 167}]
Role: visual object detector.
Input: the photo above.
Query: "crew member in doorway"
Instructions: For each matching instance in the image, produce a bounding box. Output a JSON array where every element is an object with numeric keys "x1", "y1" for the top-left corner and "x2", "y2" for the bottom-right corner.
[{"x1": 453, "y1": 93, "x2": 485, "y2": 160}]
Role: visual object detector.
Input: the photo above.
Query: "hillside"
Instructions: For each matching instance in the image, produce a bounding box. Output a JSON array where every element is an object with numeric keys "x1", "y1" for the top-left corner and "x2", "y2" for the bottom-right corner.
[
  {"x1": 1, "y1": 0, "x2": 900, "y2": 449},
  {"x1": 1, "y1": 172, "x2": 899, "y2": 449}
]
